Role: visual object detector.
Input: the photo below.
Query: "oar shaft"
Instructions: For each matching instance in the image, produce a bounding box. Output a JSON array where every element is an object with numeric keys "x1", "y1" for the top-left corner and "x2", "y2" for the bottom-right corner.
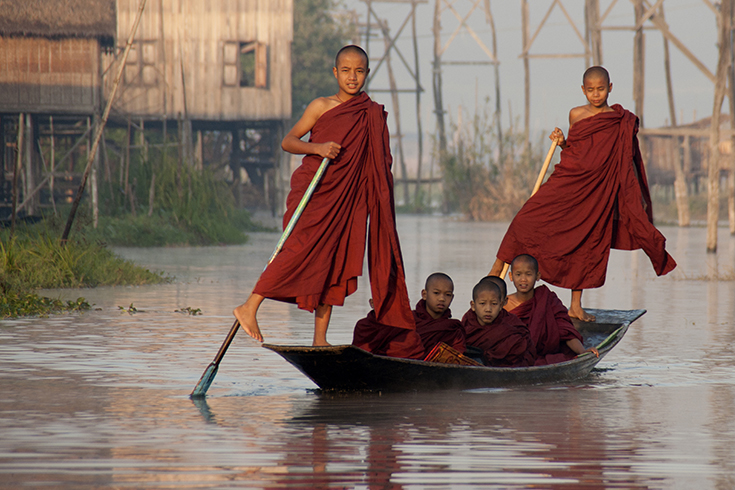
[
  {"x1": 191, "y1": 157, "x2": 331, "y2": 398},
  {"x1": 266, "y1": 157, "x2": 330, "y2": 266},
  {"x1": 498, "y1": 140, "x2": 558, "y2": 279}
]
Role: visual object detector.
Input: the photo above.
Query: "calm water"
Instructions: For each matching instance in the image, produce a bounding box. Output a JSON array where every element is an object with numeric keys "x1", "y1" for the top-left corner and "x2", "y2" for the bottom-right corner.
[{"x1": 1, "y1": 215, "x2": 734, "y2": 489}]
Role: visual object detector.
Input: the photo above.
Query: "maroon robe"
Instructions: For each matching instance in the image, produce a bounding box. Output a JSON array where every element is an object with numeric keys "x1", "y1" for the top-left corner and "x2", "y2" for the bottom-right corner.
[
  {"x1": 352, "y1": 310, "x2": 425, "y2": 359},
  {"x1": 510, "y1": 285, "x2": 583, "y2": 366},
  {"x1": 497, "y1": 104, "x2": 676, "y2": 289},
  {"x1": 413, "y1": 299, "x2": 466, "y2": 353},
  {"x1": 253, "y1": 92, "x2": 415, "y2": 332},
  {"x1": 461, "y1": 308, "x2": 536, "y2": 367}
]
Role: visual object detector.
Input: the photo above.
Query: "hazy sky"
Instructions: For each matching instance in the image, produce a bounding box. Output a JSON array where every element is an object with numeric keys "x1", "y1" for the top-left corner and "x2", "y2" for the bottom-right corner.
[{"x1": 339, "y1": 0, "x2": 719, "y2": 139}]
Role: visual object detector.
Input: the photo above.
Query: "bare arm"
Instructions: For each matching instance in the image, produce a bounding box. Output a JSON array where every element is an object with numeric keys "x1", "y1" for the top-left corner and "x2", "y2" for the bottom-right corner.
[{"x1": 282, "y1": 98, "x2": 341, "y2": 160}]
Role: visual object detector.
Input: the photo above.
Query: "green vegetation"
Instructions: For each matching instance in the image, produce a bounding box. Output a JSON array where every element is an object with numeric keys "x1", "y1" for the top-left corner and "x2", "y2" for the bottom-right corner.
[
  {"x1": 0, "y1": 232, "x2": 167, "y2": 318},
  {"x1": 85, "y1": 129, "x2": 268, "y2": 247},
  {"x1": 438, "y1": 99, "x2": 548, "y2": 220}
]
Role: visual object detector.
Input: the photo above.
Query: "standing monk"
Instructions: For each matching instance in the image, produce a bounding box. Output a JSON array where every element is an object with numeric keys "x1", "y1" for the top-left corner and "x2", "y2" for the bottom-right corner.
[
  {"x1": 490, "y1": 66, "x2": 676, "y2": 321},
  {"x1": 233, "y1": 45, "x2": 417, "y2": 349}
]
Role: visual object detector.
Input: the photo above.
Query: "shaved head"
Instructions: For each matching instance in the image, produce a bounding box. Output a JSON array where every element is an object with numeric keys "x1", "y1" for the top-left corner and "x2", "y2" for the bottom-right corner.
[
  {"x1": 335, "y1": 45, "x2": 369, "y2": 69},
  {"x1": 472, "y1": 278, "x2": 501, "y2": 302},
  {"x1": 583, "y1": 65, "x2": 610, "y2": 85},
  {"x1": 510, "y1": 254, "x2": 539, "y2": 274},
  {"x1": 425, "y1": 272, "x2": 453, "y2": 290},
  {"x1": 484, "y1": 275, "x2": 507, "y2": 299}
]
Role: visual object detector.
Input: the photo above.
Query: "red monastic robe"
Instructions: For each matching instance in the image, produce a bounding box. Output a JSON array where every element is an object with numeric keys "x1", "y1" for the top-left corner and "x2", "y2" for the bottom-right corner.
[
  {"x1": 253, "y1": 92, "x2": 415, "y2": 332},
  {"x1": 510, "y1": 285, "x2": 583, "y2": 366},
  {"x1": 461, "y1": 308, "x2": 536, "y2": 367},
  {"x1": 413, "y1": 299, "x2": 466, "y2": 353},
  {"x1": 497, "y1": 104, "x2": 676, "y2": 289},
  {"x1": 352, "y1": 310, "x2": 425, "y2": 359}
]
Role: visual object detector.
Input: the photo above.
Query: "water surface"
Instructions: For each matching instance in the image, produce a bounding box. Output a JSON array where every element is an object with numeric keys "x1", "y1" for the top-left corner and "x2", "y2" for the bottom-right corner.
[{"x1": 1, "y1": 216, "x2": 734, "y2": 488}]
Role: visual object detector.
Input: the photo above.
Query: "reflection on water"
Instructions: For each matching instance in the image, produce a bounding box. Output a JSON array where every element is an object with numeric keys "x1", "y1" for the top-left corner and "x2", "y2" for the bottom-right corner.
[{"x1": 1, "y1": 216, "x2": 734, "y2": 488}]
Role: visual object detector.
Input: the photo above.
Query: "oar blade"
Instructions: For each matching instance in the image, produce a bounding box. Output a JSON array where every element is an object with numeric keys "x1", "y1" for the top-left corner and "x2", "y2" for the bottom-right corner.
[{"x1": 191, "y1": 363, "x2": 218, "y2": 398}]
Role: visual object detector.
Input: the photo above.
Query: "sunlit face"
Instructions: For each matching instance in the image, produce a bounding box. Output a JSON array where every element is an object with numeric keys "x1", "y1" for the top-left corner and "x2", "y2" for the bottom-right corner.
[
  {"x1": 581, "y1": 75, "x2": 612, "y2": 109},
  {"x1": 421, "y1": 278, "x2": 454, "y2": 319},
  {"x1": 471, "y1": 290, "x2": 505, "y2": 326},
  {"x1": 333, "y1": 51, "x2": 369, "y2": 97},
  {"x1": 510, "y1": 260, "x2": 540, "y2": 295}
]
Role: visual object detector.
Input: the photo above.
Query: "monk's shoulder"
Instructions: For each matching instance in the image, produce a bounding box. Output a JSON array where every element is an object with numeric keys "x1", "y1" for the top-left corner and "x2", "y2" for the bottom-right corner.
[
  {"x1": 504, "y1": 293, "x2": 522, "y2": 312},
  {"x1": 305, "y1": 96, "x2": 341, "y2": 121}
]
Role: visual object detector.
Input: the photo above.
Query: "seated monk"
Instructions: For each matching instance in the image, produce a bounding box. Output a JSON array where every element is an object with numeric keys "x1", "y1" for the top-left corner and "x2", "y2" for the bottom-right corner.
[
  {"x1": 353, "y1": 299, "x2": 425, "y2": 359},
  {"x1": 461, "y1": 277, "x2": 535, "y2": 367},
  {"x1": 413, "y1": 272, "x2": 466, "y2": 353},
  {"x1": 506, "y1": 254, "x2": 595, "y2": 365}
]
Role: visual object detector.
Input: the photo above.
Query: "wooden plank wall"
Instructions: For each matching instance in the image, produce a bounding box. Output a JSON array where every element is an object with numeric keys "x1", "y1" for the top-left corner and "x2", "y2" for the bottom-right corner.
[
  {"x1": 109, "y1": 0, "x2": 293, "y2": 121},
  {"x1": 0, "y1": 37, "x2": 100, "y2": 114}
]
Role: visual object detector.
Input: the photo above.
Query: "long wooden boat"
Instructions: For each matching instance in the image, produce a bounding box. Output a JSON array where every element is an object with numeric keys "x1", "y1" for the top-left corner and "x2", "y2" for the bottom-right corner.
[{"x1": 263, "y1": 308, "x2": 645, "y2": 392}]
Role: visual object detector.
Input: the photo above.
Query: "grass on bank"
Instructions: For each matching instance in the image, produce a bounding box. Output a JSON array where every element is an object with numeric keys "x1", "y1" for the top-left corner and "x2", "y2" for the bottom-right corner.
[{"x1": 0, "y1": 231, "x2": 169, "y2": 318}]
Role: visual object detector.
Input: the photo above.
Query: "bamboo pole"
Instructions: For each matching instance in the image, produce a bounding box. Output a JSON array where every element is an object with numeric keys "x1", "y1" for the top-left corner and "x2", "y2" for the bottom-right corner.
[
  {"x1": 381, "y1": 19, "x2": 410, "y2": 204},
  {"x1": 61, "y1": 0, "x2": 148, "y2": 243},
  {"x1": 706, "y1": 0, "x2": 731, "y2": 253},
  {"x1": 10, "y1": 113, "x2": 24, "y2": 239},
  {"x1": 49, "y1": 116, "x2": 57, "y2": 215},
  {"x1": 412, "y1": 0, "x2": 424, "y2": 205},
  {"x1": 633, "y1": 0, "x2": 646, "y2": 127}
]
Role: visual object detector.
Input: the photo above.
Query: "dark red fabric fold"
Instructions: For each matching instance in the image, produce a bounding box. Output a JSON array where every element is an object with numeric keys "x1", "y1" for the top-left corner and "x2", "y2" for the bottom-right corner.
[
  {"x1": 253, "y1": 92, "x2": 414, "y2": 330},
  {"x1": 497, "y1": 104, "x2": 676, "y2": 289},
  {"x1": 352, "y1": 310, "x2": 425, "y2": 359},
  {"x1": 413, "y1": 299, "x2": 466, "y2": 353},
  {"x1": 509, "y1": 285, "x2": 582, "y2": 366},
  {"x1": 460, "y1": 308, "x2": 536, "y2": 367}
]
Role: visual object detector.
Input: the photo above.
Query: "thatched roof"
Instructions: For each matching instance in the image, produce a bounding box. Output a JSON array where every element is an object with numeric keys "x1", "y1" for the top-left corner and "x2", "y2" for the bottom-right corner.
[{"x1": 0, "y1": 0, "x2": 115, "y2": 44}]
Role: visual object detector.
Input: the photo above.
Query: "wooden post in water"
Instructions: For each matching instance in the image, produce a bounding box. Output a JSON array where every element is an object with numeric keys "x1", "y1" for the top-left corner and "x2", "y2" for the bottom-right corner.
[
  {"x1": 706, "y1": 0, "x2": 732, "y2": 253},
  {"x1": 632, "y1": 0, "x2": 645, "y2": 127},
  {"x1": 10, "y1": 113, "x2": 24, "y2": 239}
]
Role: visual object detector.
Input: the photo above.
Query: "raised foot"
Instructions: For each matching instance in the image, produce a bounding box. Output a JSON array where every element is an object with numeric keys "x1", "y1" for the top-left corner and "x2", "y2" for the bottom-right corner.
[
  {"x1": 568, "y1": 304, "x2": 596, "y2": 322},
  {"x1": 233, "y1": 303, "x2": 264, "y2": 342}
]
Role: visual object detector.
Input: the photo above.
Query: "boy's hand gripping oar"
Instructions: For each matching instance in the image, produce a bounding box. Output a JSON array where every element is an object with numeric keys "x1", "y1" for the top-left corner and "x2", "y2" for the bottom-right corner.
[
  {"x1": 190, "y1": 157, "x2": 331, "y2": 398},
  {"x1": 499, "y1": 141, "x2": 558, "y2": 279}
]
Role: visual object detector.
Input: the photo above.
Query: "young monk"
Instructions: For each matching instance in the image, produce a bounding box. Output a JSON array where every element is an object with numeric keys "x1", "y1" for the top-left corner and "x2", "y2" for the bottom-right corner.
[
  {"x1": 233, "y1": 45, "x2": 418, "y2": 351},
  {"x1": 352, "y1": 299, "x2": 425, "y2": 359},
  {"x1": 412, "y1": 272, "x2": 466, "y2": 353},
  {"x1": 461, "y1": 277, "x2": 536, "y2": 367},
  {"x1": 505, "y1": 254, "x2": 596, "y2": 365},
  {"x1": 490, "y1": 66, "x2": 676, "y2": 321}
]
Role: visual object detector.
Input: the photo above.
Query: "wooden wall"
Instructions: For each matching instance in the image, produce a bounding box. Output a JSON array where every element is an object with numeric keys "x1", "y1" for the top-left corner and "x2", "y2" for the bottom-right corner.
[
  {"x1": 109, "y1": 0, "x2": 293, "y2": 122},
  {"x1": 0, "y1": 37, "x2": 101, "y2": 114}
]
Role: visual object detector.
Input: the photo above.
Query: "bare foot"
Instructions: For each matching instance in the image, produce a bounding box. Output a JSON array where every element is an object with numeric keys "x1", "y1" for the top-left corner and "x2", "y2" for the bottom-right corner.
[
  {"x1": 568, "y1": 304, "x2": 596, "y2": 322},
  {"x1": 312, "y1": 339, "x2": 332, "y2": 347},
  {"x1": 233, "y1": 301, "x2": 264, "y2": 342}
]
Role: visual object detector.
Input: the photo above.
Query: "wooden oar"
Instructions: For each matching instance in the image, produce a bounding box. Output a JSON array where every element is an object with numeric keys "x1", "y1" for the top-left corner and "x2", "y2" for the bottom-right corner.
[
  {"x1": 190, "y1": 157, "x2": 331, "y2": 398},
  {"x1": 499, "y1": 140, "x2": 558, "y2": 279}
]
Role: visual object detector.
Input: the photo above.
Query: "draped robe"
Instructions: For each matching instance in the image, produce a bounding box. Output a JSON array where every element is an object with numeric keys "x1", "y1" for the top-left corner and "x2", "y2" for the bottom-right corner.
[
  {"x1": 509, "y1": 285, "x2": 583, "y2": 366},
  {"x1": 352, "y1": 310, "x2": 425, "y2": 359},
  {"x1": 461, "y1": 308, "x2": 536, "y2": 367},
  {"x1": 413, "y1": 299, "x2": 466, "y2": 353},
  {"x1": 253, "y1": 92, "x2": 415, "y2": 331},
  {"x1": 497, "y1": 105, "x2": 676, "y2": 289}
]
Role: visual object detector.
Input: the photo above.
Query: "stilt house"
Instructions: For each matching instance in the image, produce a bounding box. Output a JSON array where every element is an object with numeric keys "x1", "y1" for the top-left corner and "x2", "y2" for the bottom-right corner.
[
  {"x1": 0, "y1": 0, "x2": 116, "y2": 217},
  {"x1": 109, "y1": 0, "x2": 293, "y2": 211}
]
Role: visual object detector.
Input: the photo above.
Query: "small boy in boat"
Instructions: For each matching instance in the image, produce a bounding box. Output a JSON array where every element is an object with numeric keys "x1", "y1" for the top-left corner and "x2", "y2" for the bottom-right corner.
[
  {"x1": 412, "y1": 272, "x2": 466, "y2": 353},
  {"x1": 233, "y1": 45, "x2": 419, "y2": 352},
  {"x1": 461, "y1": 277, "x2": 535, "y2": 367},
  {"x1": 505, "y1": 254, "x2": 596, "y2": 365},
  {"x1": 353, "y1": 299, "x2": 425, "y2": 359}
]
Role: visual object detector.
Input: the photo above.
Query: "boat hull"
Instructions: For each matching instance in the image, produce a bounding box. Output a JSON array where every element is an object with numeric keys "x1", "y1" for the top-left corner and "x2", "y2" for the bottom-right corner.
[{"x1": 263, "y1": 308, "x2": 645, "y2": 392}]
